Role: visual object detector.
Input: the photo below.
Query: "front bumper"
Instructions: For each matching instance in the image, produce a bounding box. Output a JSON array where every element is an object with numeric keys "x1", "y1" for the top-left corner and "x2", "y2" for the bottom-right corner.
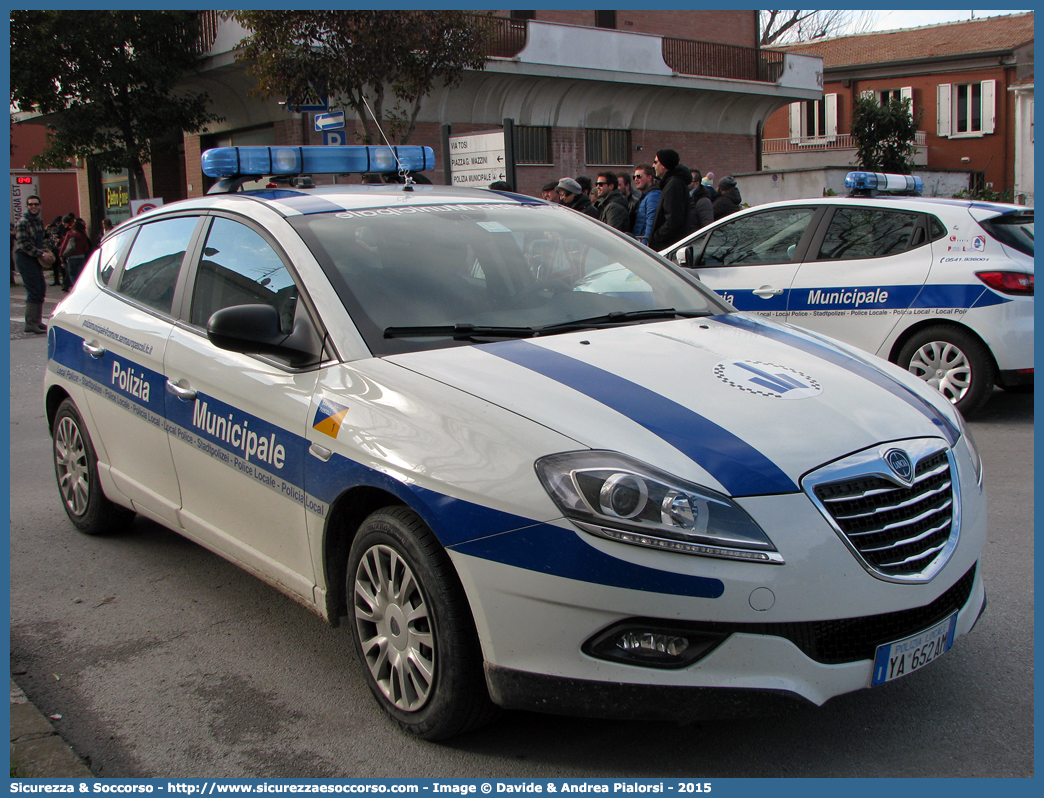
[{"x1": 482, "y1": 564, "x2": 985, "y2": 718}]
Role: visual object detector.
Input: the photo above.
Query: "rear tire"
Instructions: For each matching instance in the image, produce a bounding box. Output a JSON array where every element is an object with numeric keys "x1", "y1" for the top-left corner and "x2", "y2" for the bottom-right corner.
[
  {"x1": 52, "y1": 399, "x2": 135, "y2": 535},
  {"x1": 347, "y1": 506, "x2": 498, "y2": 740},
  {"x1": 896, "y1": 325, "x2": 995, "y2": 415}
]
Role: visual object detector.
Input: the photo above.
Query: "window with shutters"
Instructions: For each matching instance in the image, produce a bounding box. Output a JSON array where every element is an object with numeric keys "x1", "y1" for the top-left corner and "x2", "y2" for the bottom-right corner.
[
  {"x1": 879, "y1": 87, "x2": 914, "y2": 119},
  {"x1": 585, "y1": 128, "x2": 630, "y2": 165},
  {"x1": 788, "y1": 95, "x2": 838, "y2": 143},
  {"x1": 514, "y1": 126, "x2": 552, "y2": 164},
  {"x1": 937, "y1": 81, "x2": 996, "y2": 137}
]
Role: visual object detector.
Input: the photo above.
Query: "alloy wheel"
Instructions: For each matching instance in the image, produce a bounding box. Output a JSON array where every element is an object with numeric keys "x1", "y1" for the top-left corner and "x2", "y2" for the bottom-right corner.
[
  {"x1": 54, "y1": 416, "x2": 91, "y2": 517},
  {"x1": 353, "y1": 543, "x2": 436, "y2": 711},
  {"x1": 907, "y1": 340, "x2": 971, "y2": 404}
]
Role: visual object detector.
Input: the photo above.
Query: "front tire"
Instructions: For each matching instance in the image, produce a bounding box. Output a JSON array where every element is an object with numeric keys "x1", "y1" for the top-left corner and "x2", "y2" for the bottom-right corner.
[
  {"x1": 896, "y1": 325, "x2": 995, "y2": 415},
  {"x1": 347, "y1": 506, "x2": 497, "y2": 740},
  {"x1": 52, "y1": 399, "x2": 135, "y2": 534}
]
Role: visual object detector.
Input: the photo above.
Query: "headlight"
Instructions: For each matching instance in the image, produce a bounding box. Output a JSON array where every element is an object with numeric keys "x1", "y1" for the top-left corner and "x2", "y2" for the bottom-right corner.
[{"x1": 535, "y1": 451, "x2": 782, "y2": 563}]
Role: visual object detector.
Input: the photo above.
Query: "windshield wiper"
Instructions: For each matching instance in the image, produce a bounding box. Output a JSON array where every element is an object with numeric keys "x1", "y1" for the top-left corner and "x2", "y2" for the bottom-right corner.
[
  {"x1": 384, "y1": 323, "x2": 538, "y2": 340},
  {"x1": 384, "y1": 309, "x2": 712, "y2": 341},
  {"x1": 537, "y1": 307, "x2": 712, "y2": 333}
]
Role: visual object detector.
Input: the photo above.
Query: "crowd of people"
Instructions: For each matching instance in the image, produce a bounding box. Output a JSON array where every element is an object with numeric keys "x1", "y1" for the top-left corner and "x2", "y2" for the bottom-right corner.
[
  {"x1": 534, "y1": 148, "x2": 742, "y2": 249},
  {"x1": 11, "y1": 196, "x2": 99, "y2": 334}
]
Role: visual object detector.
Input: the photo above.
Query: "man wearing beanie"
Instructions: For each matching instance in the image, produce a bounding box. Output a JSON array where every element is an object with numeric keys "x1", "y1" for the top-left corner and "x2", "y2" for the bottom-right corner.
[
  {"x1": 712, "y1": 175, "x2": 743, "y2": 220},
  {"x1": 555, "y1": 177, "x2": 598, "y2": 218},
  {"x1": 648, "y1": 148, "x2": 690, "y2": 250}
]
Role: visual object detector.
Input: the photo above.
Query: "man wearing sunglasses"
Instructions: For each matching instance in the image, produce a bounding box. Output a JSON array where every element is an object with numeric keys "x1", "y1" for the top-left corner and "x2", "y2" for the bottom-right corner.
[
  {"x1": 592, "y1": 171, "x2": 631, "y2": 233},
  {"x1": 14, "y1": 196, "x2": 53, "y2": 334},
  {"x1": 631, "y1": 165, "x2": 660, "y2": 246}
]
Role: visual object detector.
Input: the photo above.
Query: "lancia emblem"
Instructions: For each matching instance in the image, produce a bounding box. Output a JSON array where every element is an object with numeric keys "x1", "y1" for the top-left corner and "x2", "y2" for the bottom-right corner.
[{"x1": 884, "y1": 449, "x2": 914, "y2": 485}]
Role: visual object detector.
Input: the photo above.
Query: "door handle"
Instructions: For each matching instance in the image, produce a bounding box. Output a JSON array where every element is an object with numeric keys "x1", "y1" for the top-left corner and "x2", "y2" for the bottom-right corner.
[
  {"x1": 82, "y1": 341, "x2": 105, "y2": 359},
  {"x1": 753, "y1": 286, "x2": 784, "y2": 298},
  {"x1": 309, "y1": 443, "x2": 332, "y2": 462},
  {"x1": 165, "y1": 380, "x2": 197, "y2": 401}
]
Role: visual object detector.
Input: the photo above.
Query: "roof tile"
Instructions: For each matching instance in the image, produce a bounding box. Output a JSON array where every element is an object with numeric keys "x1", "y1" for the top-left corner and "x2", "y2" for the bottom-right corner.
[{"x1": 778, "y1": 12, "x2": 1034, "y2": 68}]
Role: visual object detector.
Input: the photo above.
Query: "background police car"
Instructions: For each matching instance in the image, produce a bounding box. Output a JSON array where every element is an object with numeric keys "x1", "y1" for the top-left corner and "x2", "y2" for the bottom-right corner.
[{"x1": 664, "y1": 183, "x2": 1033, "y2": 414}]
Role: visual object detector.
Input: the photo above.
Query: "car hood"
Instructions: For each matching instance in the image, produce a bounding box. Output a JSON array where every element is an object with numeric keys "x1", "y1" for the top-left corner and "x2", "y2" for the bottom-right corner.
[{"x1": 386, "y1": 313, "x2": 960, "y2": 497}]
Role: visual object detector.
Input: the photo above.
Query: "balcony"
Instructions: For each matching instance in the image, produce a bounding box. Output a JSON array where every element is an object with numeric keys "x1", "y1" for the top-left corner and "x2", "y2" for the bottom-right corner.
[
  {"x1": 484, "y1": 15, "x2": 786, "y2": 83},
  {"x1": 762, "y1": 131, "x2": 929, "y2": 169}
]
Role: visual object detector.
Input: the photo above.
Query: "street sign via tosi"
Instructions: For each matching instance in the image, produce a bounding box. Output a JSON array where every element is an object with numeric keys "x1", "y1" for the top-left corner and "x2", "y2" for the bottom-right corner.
[
  {"x1": 448, "y1": 131, "x2": 508, "y2": 187},
  {"x1": 314, "y1": 111, "x2": 346, "y2": 132}
]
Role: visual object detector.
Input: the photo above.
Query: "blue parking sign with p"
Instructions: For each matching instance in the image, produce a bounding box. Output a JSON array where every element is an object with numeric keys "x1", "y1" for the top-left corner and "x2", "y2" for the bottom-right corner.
[{"x1": 323, "y1": 131, "x2": 346, "y2": 146}]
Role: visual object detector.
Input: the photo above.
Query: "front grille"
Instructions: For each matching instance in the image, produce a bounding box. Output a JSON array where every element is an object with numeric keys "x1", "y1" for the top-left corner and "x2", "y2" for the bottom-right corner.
[
  {"x1": 633, "y1": 564, "x2": 976, "y2": 665},
  {"x1": 767, "y1": 563, "x2": 976, "y2": 663},
  {"x1": 814, "y1": 449, "x2": 954, "y2": 577}
]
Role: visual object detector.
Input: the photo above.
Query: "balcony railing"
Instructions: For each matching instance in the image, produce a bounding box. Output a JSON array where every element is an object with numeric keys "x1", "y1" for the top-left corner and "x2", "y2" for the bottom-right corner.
[
  {"x1": 762, "y1": 131, "x2": 928, "y2": 154},
  {"x1": 484, "y1": 15, "x2": 528, "y2": 58},
  {"x1": 663, "y1": 38, "x2": 785, "y2": 82},
  {"x1": 194, "y1": 10, "x2": 220, "y2": 55}
]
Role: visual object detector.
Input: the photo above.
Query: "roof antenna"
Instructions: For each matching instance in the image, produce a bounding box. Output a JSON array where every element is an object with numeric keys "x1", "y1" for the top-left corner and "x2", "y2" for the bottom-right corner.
[{"x1": 361, "y1": 95, "x2": 414, "y2": 191}]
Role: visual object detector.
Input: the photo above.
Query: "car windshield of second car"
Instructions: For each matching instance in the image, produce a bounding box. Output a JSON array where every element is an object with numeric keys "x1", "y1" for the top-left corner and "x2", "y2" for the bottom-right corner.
[{"x1": 292, "y1": 203, "x2": 725, "y2": 354}]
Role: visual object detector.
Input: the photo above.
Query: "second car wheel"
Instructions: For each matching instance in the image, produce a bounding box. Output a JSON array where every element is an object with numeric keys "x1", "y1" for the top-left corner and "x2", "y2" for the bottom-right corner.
[
  {"x1": 896, "y1": 325, "x2": 996, "y2": 415},
  {"x1": 52, "y1": 398, "x2": 135, "y2": 535},
  {"x1": 347, "y1": 506, "x2": 498, "y2": 740}
]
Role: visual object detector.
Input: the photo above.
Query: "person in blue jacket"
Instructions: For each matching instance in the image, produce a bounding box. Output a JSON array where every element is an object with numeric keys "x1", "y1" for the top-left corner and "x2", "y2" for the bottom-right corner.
[{"x1": 630, "y1": 164, "x2": 660, "y2": 245}]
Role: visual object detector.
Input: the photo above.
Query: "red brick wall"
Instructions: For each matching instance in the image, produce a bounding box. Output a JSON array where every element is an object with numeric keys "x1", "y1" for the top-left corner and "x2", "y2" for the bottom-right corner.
[
  {"x1": 401, "y1": 123, "x2": 756, "y2": 197},
  {"x1": 183, "y1": 134, "x2": 203, "y2": 198}
]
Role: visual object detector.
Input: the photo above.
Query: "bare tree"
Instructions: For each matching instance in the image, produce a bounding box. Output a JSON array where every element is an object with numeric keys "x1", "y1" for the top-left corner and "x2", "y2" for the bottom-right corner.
[{"x1": 760, "y1": 10, "x2": 878, "y2": 46}]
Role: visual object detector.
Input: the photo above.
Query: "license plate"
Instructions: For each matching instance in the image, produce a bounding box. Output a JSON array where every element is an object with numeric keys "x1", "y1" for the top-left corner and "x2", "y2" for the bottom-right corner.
[{"x1": 871, "y1": 612, "x2": 958, "y2": 686}]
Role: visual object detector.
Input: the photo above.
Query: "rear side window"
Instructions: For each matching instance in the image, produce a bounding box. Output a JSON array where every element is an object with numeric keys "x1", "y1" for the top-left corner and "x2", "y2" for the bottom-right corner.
[
  {"x1": 699, "y1": 208, "x2": 816, "y2": 267},
  {"x1": 190, "y1": 217, "x2": 299, "y2": 334},
  {"x1": 979, "y1": 214, "x2": 1034, "y2": 256},
  {"x1": 116, "y1": 217, "x2": 198, "y2": 314},
  {"x1": 817, "y1": 207, "x2": 920, "y2": 260}
]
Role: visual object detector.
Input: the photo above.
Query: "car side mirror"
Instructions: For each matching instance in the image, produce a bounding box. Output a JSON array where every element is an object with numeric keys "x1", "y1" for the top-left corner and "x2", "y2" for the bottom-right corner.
[
  {"x1": 207, "y1": 304, "x2": 322, "y2": 368},
  {"x1": 673, "y1": 246, "x2": 694, "y2": 268}
]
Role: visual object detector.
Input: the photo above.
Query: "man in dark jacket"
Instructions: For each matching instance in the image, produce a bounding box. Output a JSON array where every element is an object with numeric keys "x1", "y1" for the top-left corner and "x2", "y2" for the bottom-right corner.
[
  {"x1": 648, "y1": 149, "x2": 691, "y2": 250},
  {"x1": 556, "y1": 177, "x2": 598, "y2": 219},
  {"x1": 713, "y1": 175, "x2": 743, "y2": 220},
  {"x1": 617, "y1": 172, "x2": 641, "y2": 231},
  {"x1": 593, "y1": 171, "x2": 631, "y2": 233},
  {"x1": 14, "y1": 196, "x2": 53, "y2": 333},
  {"x1": 688, "y1": 168, "x2": 715, "y2": 233}
]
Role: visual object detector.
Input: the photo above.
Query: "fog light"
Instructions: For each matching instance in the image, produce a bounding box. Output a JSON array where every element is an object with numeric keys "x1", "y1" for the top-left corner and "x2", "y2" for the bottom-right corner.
[
  {"x1": 583, "y1": 620, "x2": 728, "y2": 669},
  {"x1": 617, "y1": 631, "x2": 689, "y2": 657}
]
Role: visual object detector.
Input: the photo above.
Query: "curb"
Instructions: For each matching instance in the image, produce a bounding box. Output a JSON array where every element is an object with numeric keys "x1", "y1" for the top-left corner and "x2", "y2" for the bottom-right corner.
[{"x1": 10, "y1": 679, "x2": 94, "y2": 778}]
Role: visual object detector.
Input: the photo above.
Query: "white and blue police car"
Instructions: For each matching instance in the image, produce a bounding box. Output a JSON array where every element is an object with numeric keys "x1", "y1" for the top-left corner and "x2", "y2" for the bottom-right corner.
[
  {"x1": 45, "y1": 147, "x2": 987, "y2": 739},
  {"x1": 664, "y1": 172, "x2": 1033, "y2": 414}
]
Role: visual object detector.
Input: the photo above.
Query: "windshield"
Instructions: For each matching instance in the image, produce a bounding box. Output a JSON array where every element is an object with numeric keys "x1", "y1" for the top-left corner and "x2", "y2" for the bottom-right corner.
[
  {"x1": 292, "y1": 202, "x2": 727, "y2": 354},
  {"x1": 979, "y1": 212, "x2": 1034, "y2": 257}
]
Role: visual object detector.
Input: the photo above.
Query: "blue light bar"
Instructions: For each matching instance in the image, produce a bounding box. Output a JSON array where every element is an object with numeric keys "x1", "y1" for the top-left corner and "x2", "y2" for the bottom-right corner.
[
  {"x1": 845, "y1": 171, "x2": 923, "y2": 194},
  {"x1": 201, "y1": 145, "x2": 436, "y2": 178}
]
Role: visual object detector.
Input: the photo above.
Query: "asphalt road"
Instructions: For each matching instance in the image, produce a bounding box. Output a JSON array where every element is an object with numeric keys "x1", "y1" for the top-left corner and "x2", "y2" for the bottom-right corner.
[{"x1": 8, "y1": 322, "x2": 1035, "y2": 779}]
